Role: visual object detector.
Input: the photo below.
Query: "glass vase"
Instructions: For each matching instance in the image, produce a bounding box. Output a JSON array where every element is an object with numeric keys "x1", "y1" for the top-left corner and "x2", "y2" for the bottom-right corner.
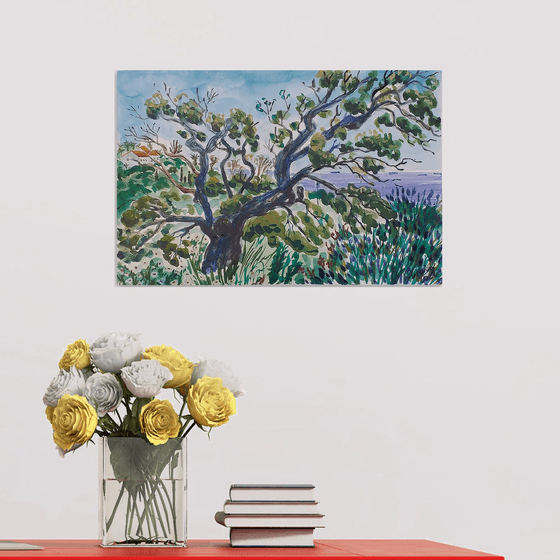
[{"x1": 98, "y1": 436, "x2": 187, "y2": 547}]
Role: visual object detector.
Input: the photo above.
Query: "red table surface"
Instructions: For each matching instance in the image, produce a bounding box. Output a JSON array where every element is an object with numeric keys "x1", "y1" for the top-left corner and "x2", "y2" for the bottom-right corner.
[{"x1": 0, "y1": 540, "x2": 504, "y2": 560}]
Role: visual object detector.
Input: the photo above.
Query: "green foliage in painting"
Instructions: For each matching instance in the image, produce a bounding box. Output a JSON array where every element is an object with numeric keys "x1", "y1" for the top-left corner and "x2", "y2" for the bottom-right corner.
[
  {"x1": 309, "y1": 185, "x2": 396, "y2": 233},
  {"x1": 117, "y1": 162, "x2": 174, "y2": 217},
  {"x1": 403, "y1": 89, "x2": 441, "y2": 129},
  {"x1": 243, "y1": 212, "x2": 285, "y2": 248},
  {"x1": 355, "y1": 133, "x2": 402, "y2": 161},
  {"x1": 145, "y1": 93, "x2": 175, "y2": 120},
  {"x1": 176, "y1": 97, "x2": 204, "y2": 125},
  {"x1": 308, "y1": 189, "x2": 442, "y2": 285},
  {"x1": 309, "y1": 133, "x2": 336, "y2": 168},
  {"x1": 268, "y1": 245, "x2": 303, "y2": 285}
]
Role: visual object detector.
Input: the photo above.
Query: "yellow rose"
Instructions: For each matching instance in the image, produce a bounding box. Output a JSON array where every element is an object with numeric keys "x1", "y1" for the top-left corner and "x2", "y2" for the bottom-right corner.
[
  {"x1": 48, "y1": 394, "x2": 97, "y2": 450},
  {"x1": 45, "y1": 406, "x2": 55, "y2": 423},
  {"x1": 59, "y1": 339, "x2": 90, "y2": 370},
  {"x1": 142, "y1": 345, "x2": 195, "y2": 389},
  {"x1": 187, "y1": 376, "x2": 236, "y2": 427},
  {"x1": 139, "y1": 399, "x2": 181, "y2": 445}
]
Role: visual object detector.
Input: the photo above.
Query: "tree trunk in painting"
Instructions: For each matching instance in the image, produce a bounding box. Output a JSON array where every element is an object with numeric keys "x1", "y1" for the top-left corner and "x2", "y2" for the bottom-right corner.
[{"x1": 201, "y1": 219, "x2": 244, "y2": 274}]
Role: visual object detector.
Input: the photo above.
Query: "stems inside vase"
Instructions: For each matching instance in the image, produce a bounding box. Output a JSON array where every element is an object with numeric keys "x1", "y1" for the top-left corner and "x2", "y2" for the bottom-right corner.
[{"x1": 100, "y1": 437, "x2": 186, "y2": 547}]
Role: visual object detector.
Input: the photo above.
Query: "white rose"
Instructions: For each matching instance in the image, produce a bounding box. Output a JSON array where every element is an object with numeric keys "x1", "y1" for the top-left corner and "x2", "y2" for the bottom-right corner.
[
  {"x1": 84, "y1": 372, "x2": 123, "y2": 416},
  {"x1": 191, "y1": 359, "x2": 245, "y2": 397},
  {"x1": 121, "y1": 360, "x2": 173, "y2": 398},
  {"x1": 43, "y1": 366, "x2": 89, "y2": 407},
  {"x1": 89, "y1": 332, "x2": 142, "y2": 373}
]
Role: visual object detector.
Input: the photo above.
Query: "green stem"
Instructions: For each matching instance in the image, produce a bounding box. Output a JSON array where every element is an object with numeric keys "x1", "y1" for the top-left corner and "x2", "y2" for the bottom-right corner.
[
  {"x1": 136, "y1": 480, "x2": 166, "y2": 539},
  {"x1": 149, "y1": 478, "x2": 169, "y2": 538},
  {"x1": 172, "y1": 480, "x2": 178, "y2": 541},
  {"x1": 158, "y1": 476, "x2": 178, "y2": 541},
  {"x1": 125, "y1": 488, "x2": 133, "y2": 541},
  {"x1": 138, "y1": 476, "x2": 167, "y2": 539},
  {"x1": 105, "y1": 481, "x2": 126, "y2": 533},
  {"x1": 154, "y1": 477, "x2": 172, "y2": 535},
  {"x1": 132, "y1": 489, "x2": 146, "y2": 538},
  {"x1": 178, "y1": 397, "x2": 187, "y2": 419},
  {"x1": 139, "y1": 484, "x2": 154, "y2": 539},
  {"x1": 180, "y1": 420, "x2": 197, "y2": 438}
]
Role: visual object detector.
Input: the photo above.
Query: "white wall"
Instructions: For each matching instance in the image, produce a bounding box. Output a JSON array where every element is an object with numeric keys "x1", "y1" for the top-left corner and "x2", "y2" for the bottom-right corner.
[{"x1": 1, "y1": 2, "x2": 558, "y2": 559}]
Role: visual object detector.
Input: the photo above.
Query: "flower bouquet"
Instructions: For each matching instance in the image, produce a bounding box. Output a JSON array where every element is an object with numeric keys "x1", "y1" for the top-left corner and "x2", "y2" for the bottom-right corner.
[{"x1": 43, "y1": 333, "x2": 244, "y2": 547}]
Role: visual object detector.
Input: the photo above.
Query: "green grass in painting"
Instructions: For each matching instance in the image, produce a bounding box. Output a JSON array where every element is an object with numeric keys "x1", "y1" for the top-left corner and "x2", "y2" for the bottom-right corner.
[
  {"x1": 186, "y1": 236, "x2": 276, "y2": 285},
  {"x1": 117, "y1": 237, "x2": 280, "y2": 286},
  {"x1": 309, "y1": 189, "x2": 442, "y2": 285},
  {"x1": 268, "y1": 245, "x2": 304, "y2": 285},
  {"x1": 117, "y1": 259, "x2": 185, "y2": 286}
]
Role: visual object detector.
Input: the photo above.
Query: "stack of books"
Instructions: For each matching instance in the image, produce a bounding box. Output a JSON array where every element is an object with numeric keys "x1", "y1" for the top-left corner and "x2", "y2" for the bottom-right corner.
[{"x1": 215, "y1": 484, "x2": 324, "y2": 547}]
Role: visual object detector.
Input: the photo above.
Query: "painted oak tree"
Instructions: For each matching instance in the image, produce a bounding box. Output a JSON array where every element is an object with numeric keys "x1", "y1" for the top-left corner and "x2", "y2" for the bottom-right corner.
[{"x1": 118, "y1": 71, "x2": 441, "y2": 274}]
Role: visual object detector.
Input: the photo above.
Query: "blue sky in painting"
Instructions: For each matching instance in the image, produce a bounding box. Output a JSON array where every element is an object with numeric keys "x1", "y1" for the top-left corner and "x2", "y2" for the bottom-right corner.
[{"x1": 117, "y1": 70, "x2": 441, "y2": 171}]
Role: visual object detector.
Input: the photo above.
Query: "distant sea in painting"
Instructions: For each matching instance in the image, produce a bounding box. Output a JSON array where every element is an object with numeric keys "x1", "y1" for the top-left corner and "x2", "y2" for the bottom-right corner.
[{"x1": 302, "y1": 171, "x2": 442, "y2": 204}]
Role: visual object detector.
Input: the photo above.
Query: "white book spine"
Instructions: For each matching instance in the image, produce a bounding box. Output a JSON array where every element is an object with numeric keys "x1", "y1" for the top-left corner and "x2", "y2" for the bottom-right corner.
[
  {"x1": 223, "y1": 500, "x2": 319, "y2": 515},
  {"x1": 229, "y1": 488, "x2": 315, "y2": 501},
  {"x1": 230, "y1": 528, "x2": 315, "y2": 547},
  {"x1": 215, "y1": 511, "x2": 324, "y2": 528}
]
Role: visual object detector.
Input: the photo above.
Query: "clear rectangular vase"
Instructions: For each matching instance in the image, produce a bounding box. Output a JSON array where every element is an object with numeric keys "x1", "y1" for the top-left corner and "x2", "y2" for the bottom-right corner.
[{"x1": 99, "y1": 437, "x2": 187, "y2": 547}]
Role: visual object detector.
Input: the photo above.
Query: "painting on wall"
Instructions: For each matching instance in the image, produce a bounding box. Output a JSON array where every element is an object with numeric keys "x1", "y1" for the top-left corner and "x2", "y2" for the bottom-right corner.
[{"x1": 117, "y1": 70, "x2": 441, "y2": 286}]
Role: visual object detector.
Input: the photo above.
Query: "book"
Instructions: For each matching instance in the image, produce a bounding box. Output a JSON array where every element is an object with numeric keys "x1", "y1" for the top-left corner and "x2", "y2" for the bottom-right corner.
[
  {"x1": 223, "y1": 499, "x2": 320, "y2": 515},
  {"x1": 229, "y1": 484, "x2": 315, "y2": 502},
  {"x1": 0, "y1": 542, "x2": 44, "y2": 551},
  {"x1": 229, "y1": 528, "x2": 315, "y2": 547},
  {"x1": 215, "y1": 510, "x2": 324, "y2": 528}
]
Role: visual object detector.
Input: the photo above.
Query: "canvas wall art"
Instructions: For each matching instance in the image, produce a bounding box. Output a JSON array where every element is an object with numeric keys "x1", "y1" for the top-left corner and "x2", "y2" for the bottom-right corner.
[{"x1": 117, "y1": 71, "x2": 441, "y2": 286}]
